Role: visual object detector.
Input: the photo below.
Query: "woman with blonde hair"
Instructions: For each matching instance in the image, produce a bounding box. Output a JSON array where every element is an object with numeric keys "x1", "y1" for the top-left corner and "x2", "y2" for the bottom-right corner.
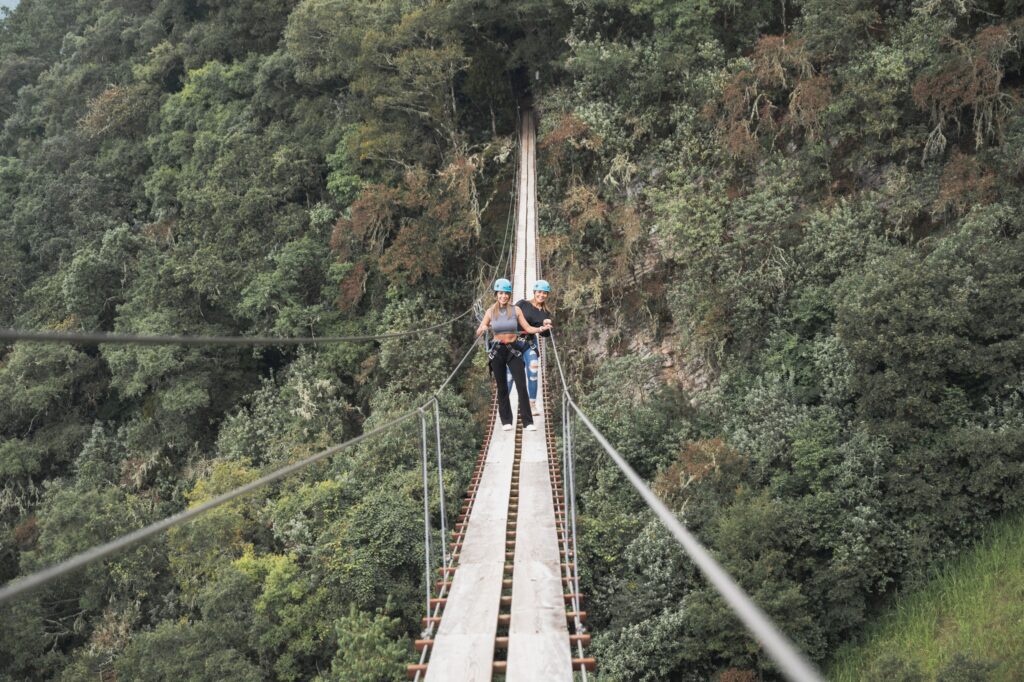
[
  {"x1": 475, "y1": 278, "x2": 552, "y2": 431},
  {"x1": 516, "y1": 279, "x2": 553, "y2": 415}
]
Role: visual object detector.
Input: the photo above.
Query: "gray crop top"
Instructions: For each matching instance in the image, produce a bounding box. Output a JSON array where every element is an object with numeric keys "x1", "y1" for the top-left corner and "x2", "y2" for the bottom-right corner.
[{"x1": 490, "y1": 305, "x2": 519, "y2": 335}]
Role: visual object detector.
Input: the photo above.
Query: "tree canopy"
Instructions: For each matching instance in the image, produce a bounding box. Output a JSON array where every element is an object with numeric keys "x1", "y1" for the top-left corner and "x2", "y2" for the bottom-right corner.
[{"x1": 2, "y1": 0, "x2": 1024, "y2": 679}]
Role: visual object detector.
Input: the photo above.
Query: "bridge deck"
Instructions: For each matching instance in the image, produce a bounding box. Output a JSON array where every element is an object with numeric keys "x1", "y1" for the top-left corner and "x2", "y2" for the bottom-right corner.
[
  {"x1": 506, "y1": 111, "x2": 572, "y2": 680},
  {"x1": 507, "y1": 386, "x2": 572, "y2": 680},
  {"x1": 426, "y1": 421, "x2": 516, "y2": 680},
  {"x1": 425, "y1": 110, "x2": 572, "y2": 681}
]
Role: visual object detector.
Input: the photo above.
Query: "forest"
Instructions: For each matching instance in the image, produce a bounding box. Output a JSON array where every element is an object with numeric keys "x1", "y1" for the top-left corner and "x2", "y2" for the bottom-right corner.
[{"x1": 1, "y1": 0, "x2": 1024, "y2": 680}]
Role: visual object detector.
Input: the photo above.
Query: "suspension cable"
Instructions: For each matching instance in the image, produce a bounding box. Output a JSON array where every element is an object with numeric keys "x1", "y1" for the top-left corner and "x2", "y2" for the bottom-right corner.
[
  {"x1": 559, "y1": 386, "x2": 588, "y2": 678},
  {"x1": 432, "y1": 398, "x2": 449, "y2": 571},
  {"x1": 492, "y1": 122, "x2": 520, "y2": 281},
  {"x1": 0, "y1": 336, "x2": 482, "y2": 606},
  {"x1": 0, "y1": 308, "x2": 474, "y2": 347},
  {"x1": 411, "y1": 391, "x2": 469, "y2": 681},
  {"x1": 564, "y1": 394, "x2": 585, "y2": 650},
  {"x1": 419, "y1": 408, "x2": 433, "y2": 626},
  {"x1": 546, "y1": 332, "x2": 823, "y2": 682}
]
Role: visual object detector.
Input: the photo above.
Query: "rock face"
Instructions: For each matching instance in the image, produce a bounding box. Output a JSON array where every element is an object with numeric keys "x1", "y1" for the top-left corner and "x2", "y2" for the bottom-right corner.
[
  {"x1": 574, "y1": 228, "x2": 716, "y2": 399},
  {"x1": 582, "y1": 310, "x2": 716, "y2": 401}
]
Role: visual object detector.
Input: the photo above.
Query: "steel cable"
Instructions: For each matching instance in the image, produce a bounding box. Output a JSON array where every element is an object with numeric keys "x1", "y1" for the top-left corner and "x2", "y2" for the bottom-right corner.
[
  {"x1": 432, "y1": 398, "x2": 449, "y2": 571},
  {"x1": 524, "y1": 117, "x2": 590, "y2": 675},
  {"x1": 559, "y1": 384, "x2": 588, "y2": 679},
  {"x1": 565, "y1": 398, "x2": 586, "y2": 660},
  {"x1": 492, "y1": 121, "x2": 520, "y2": 282},
  {"x1": 0, "y1": 308, "x2": 474, "y2": 347},
  {"x1": 419, "y1": 408, "x2": 433, "y2": 628},
  {"x1": 0, "y1": 336, "x2": 482, "y2": 606},
  {"x1": 546, "y1": 332, "x2": 823, "y2": 682}
]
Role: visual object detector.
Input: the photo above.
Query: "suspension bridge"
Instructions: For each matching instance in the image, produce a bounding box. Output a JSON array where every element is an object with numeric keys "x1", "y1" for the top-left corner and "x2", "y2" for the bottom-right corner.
[
  {"x1": 408, "y1": 110, "x2": 586, "y2": 681},
  {"x1": 0, "y1": 110, "x2": 823, "y2": 681}
]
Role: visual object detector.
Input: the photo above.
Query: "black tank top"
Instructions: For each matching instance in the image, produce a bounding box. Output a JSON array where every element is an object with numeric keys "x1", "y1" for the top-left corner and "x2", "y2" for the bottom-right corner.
[{"x1": 515, "y1": 299, "x2": 550, "y2": 337}]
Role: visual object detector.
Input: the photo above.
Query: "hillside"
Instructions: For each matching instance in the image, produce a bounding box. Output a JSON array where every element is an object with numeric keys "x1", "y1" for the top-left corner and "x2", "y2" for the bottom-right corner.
[
  {"x1": 830, "y1": 511, "x2": 1024, "y2": 680},
  {"x1": 2, "y1": 1, "x2": 1024, "y2": 680}
]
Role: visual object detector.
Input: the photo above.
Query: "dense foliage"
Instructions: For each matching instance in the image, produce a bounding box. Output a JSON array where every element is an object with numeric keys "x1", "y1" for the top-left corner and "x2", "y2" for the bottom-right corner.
[
  {"x1": 2, "y1": 0, "x2": 1023, "y2": 679},
  {"x1": 0, "y1": 1, "x2": 563, "y2": 679},
  {"x1": 535, "y1": 0, "x2": 1024, "y2": 679}
]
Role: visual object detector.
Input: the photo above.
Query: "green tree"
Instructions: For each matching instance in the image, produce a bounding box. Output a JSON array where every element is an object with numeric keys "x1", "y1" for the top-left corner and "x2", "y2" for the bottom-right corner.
[
  {"x1": 115, "y1": 620, "x2": 262, "y2": 682},
  {"x1": 317, "y1": 604, "x2": 407, "y2": 682}
]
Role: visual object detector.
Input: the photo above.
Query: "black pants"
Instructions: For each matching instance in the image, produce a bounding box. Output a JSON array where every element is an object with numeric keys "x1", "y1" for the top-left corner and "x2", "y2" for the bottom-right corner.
[{"x1": 490, "y1": 344, "x2": 533, "y2": 427}]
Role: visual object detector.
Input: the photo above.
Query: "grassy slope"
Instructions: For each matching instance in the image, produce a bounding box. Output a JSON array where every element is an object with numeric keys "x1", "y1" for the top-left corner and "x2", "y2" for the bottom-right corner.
[{"x1": 829, "y1": 512, "x2": 1024, "y2": 680}]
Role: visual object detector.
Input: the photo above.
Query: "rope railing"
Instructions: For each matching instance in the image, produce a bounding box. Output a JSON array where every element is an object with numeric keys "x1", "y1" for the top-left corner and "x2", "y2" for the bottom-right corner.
[
  {"x1": 432, "y1": 398, "x2": 450, "y2": 572},
  {"x1": 0, "y1": 335, "x2": 482, "y2": 607},
  {"x1": 492, "y1": 120, "x2": 520, "y2": 282},
  {"x1": 409, "y1": 395, "x2": 461, "y2": 682},
  {"x1": 409, "y1": 154, "x2": 520, "y2": 666},
  {"x1": 560, "y1": 389, "x2": 587, "y2": 673},
  {"x1": 418, "y1": 407, "x2": 434, "y2": 623},
  {"x1": 412, "y1": 127, "x2": 520, "y2": 682},
  {"x1": 0, "y1": 308, "x2": 474, "y2": 347},
  {"x1": 521, "y1": 133, "x2": 591, "y2": 676},
  {"x1": 546, "y1": 332, "x2": 824, "y2": 682},
  {"x1": 1, "y1": 185, "x2": 504, "y2": 652},
  {"x1": 557, "y1": 385, "x2": 588, "y2": 679}
]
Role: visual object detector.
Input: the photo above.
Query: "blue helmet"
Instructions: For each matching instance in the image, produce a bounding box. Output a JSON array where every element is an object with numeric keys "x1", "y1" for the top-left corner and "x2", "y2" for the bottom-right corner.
[
  {"x1": 493, "y1": 278, "x2": 513, "y2": 293},
  {"x1": 533, "y1": 279, "x2": 551, "y2": 293}
]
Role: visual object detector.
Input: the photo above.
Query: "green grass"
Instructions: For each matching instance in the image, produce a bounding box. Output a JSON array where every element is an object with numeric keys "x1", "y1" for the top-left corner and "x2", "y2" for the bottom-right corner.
[{"x1": 829, "y1": 512, "x2": 1024, "y2": 681}]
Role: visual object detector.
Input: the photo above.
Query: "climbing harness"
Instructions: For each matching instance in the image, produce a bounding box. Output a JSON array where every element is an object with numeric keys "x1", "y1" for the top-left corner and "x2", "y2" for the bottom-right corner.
[{"x1": 487, "y1": 339, "x2": 525, "y2": 362}]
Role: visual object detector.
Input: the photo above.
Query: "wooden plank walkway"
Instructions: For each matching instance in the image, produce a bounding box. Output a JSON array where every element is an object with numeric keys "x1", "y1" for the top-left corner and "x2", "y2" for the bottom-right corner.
[
  {"x1": 507, "y1": 109, "x2": 573, "y2": 680},
  {"x1": 512, "y1": 111, "x2": 536, "y2": 304},
  {"x1": 507, "y1": 387, "x2": 573, "y2": 680},
  {"x1": 423, "y1": 108, "x2": 574, "y2": 681},
  {"x1": 426, "y1": 421, "x2": 516, "y2": 681}
]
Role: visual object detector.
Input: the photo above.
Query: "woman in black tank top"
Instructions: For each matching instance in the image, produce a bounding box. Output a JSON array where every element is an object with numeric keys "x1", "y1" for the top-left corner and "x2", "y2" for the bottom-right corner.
[{"x1": 515, "y1": 280, "x2": 553, "y2": 415}]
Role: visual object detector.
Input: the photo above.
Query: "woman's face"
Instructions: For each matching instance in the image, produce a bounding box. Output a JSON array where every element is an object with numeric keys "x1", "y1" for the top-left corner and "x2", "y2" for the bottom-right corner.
[
  {"x1": 496, "y1": 291, "x2": 511, "y2": 305},
  {"x1": 533, "y1": 290, "x2": 549, "y2": 305}
]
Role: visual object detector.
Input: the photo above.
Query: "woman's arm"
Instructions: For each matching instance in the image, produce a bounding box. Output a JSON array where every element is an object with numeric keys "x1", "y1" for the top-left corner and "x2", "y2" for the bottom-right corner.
[
  {"x1": 515, "y1": 307, "x2": 551, "y2": 335},
  {"x1": 475, "y1": 309, "x2": 491, "y2": 338}
]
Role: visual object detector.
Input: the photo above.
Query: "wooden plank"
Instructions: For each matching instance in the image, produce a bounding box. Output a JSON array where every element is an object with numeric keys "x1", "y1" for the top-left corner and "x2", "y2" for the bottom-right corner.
[
  {"x1": 508, "y1": 110, "x2": 572, "y2": 677},
  {"x1": 506, "y1": 378, "x2": 573, "y2": 681},
  {"x1": 428, "y1": 111, "x2": 567, "y2": 682},
  {"x1": 524, "y1": 111, "x2": 537, "y2": 294},
  {"x1": 426, "y1": 421, "x2": 515, "y2": 681},
  {"x1": 513, "y1": 114, "x2": 530, "y2": 302}
]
